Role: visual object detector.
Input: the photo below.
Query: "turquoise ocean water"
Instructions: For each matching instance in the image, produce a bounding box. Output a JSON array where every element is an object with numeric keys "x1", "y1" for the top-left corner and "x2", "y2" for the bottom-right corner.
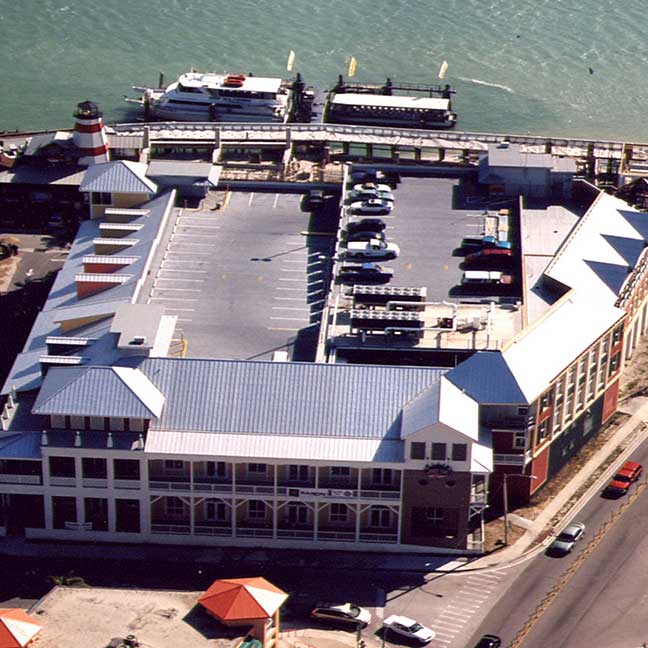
[{"x1": 2, "y1": 0, "x2": 648, "y2": 141}]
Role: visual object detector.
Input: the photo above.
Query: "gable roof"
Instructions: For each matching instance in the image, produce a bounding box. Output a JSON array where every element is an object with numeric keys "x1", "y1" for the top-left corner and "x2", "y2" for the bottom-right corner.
[
  {"x1": 446, "y1": 351, "x2": 526, "y2": 404},
  {"x1": 32, "y1": 366, "x2": 165, "y2": 419},
  {"x1": 80, "y1": 160, "x2": 157, "y2": 194}
]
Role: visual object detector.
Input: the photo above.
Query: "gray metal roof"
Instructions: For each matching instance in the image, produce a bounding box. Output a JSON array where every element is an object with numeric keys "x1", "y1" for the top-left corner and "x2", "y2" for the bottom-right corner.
[
  {"x1": 32, "y1": 366, "x2": 165, "y2": 419},
  {"x1": 0, "y1": 163, "x2": 85, "y2": 186},
  {"x1": 446, "y1": 351, "x2": 527, "y2": 405},
  {"x1": 80, "y1": 161, "x2": 157, "y2": 194},
  {"x1": 147, "y1": 160, "x2": 212, "y2": 177},
  {"x1": 487, "y1": 142, "x2": 553, "y2": 169},
  {"x1": 140, "y1": 358, "x2": 446, "y2": 440}
]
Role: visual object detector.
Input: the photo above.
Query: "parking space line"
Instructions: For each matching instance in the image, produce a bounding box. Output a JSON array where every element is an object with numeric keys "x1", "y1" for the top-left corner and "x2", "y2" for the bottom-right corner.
[
  {"x1": 274, "y1": 297, "x2": 304, "y2": 302},
  {"x1": 150, "y1": 297, "x2": 198, "y2": 302},
  {"x1": 268, "y1": 327, "x2": 300, "y2": 332},
  {"x1": 155, "y1": 278, "x2": 205, "y2": 283},
  {"x1": 430, "y1": 619, "x2": 463, "y2": 630},
  {"x1": 163, "y1": 251, "x2": 212, "y2": 257},
  {"x1": 159, "y1": 269, "x2": 208, "y2": 275},
  {"x1": 272, "y1": 307, "x2": 308, "y2": 311},
  {"x1": 163, "y1": 307, "x2": 196, "y2": 312},
  {"x1": 280, "y1": 268, "x2": 304, "y2": 273},
  {"x1": 169, "y1": 241, "x2": 216, "y2": 247},
  {"x1": 270, "y1": 317, "x2": 310, "y2": 322},
  {"x1": 442, "y1": 609, "x2": 473, "y2": 618},
  {"x1": 152, "y1": 288, "x2": 201, "y2": 293},
  {"x1": 177, "y1": 318, "x2": 193, "y2": 323},
  {"x1": 275, "y1": 287, "x2": 304, "y2": 292},
  {"x1": 279, "y1": 278, "x2": 305, "y2": 282}
]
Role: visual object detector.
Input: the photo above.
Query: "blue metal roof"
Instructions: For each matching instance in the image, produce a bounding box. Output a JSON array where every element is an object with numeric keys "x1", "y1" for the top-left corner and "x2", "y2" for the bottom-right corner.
[
  {"x1": 32, "y1": 366, "x2": 163, "y2": 419},
  {"x1": 0, "y1": 432, "x2": 41, "y2": 459},
  {"x1": 140, "y1": 358, "x2": 446, "y2": 440},
  {"x1": 80, "y1": 161, "x2": 157, "y2": 194},
  {"x1": 445, "y1": 351, "x2": 527, "y2": 405}
]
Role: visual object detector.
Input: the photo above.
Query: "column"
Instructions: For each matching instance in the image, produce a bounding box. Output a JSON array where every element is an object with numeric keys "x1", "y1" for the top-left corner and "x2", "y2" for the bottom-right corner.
[{"x1": 140, "y1": 457, "x2": 150, "y2": 535}]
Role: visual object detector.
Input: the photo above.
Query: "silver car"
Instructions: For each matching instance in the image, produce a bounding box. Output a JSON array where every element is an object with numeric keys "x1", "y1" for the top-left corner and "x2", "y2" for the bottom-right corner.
[{"x1": 547, "y1": 521, "x2": 585, "y2": 555}]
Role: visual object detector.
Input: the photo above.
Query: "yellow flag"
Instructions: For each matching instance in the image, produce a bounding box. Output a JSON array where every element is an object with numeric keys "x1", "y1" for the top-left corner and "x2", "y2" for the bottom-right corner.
[
  {"x1": 348, "y1": 56, "x2": 357, "y2": 77},
  {"x1": 287, "y1": 50, "x2": 296, "y2": 72}
]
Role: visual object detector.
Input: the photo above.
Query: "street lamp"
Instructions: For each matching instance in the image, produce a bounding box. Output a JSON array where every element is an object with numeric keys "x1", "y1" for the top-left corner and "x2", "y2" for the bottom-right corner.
[{"x1": 503, "y1": 473, "x2": 537, "y2": 546}]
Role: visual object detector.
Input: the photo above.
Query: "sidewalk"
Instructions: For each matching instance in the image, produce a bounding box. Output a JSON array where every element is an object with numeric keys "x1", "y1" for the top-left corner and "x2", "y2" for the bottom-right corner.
[{"x1": 464, "y1": 395, "x2": 648, "y2": 569}]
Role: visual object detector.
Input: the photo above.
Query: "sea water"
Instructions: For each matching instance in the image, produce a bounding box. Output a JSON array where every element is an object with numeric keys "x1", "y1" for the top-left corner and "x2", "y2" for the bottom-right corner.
[{"x1": 1, "y1": 0, "x2": 648, "y2": 142}]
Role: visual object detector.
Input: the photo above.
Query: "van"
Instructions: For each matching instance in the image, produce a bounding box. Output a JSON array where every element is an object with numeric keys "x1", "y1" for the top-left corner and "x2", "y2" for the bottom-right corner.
[{"x1": 461, "y1": 271, "x2": 512, "y2": 285}]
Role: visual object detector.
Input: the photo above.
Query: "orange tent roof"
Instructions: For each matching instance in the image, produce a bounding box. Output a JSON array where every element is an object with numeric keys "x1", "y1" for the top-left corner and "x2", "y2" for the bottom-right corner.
[
  {"x1": 198, "y1": 577, "x2": 288, "y2": 621},
  {"x1": 0, "y1": 609, "x2": 43, "y2": 648}
]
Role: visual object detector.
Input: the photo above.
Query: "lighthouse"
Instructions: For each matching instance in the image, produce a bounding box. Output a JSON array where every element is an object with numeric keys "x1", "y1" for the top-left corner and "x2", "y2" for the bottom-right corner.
[{"x1": 72, "y1": 100, "x2": 110, "y2": 165}]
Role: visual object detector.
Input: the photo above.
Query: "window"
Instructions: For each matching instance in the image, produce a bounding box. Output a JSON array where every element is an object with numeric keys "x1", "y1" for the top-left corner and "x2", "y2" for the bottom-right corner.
[
  {"x1": 612, "y1": 324, "x2": 624, "y2": 344},
  {"x1": 288, "y1": 465, "x2": 309, "y2": 482},
  {"x1": 609, "y1": 352, "x2": 621, "y2": 376},
  {"x1": 410, "y1": 442, "x2": 426, "y2": 460},
  {"x1": 206, "y1": 461, "x2": 227, "y2": 477},
  {"x1": 49, "y1": 456, "x2": 75, "y2": 478},
  {"x1": 164, "y1": 460, "x2": 184, "y2": 472},
  {"x1": 50, "y1": 414, "x2": 66, "y2": 429},
  {"x1": 288, "y1": 503, "x2": 309, "y2": 525},
  {"x1": 372, "y1": 468, "x2": 393, "y2": 486},
  {"x1": 517, "y1": 407, "x2": 529, "y2": 416},
  {"x1": 370, "y1": 506, "x2": 392, "y2": 528},
  {"x1": 537, "y1": 420, "x2": 550, "y2": 444},
  {"x1": 206, "y1": 500, "x2": 227, "y2": 521},
  {"x1": 165, "y1": 497, "x2": 185, "y2": 517},
  {"x1": 514, "y1": 431, "x2": 527, "y2": 449},
  {"x1": 248, "y1": 463, "x2": 267, "y2": 474},
  {"x1": 92, "y1": 192, "x2": 112, "y2": 205},
  {"x1": 330, "y1": 503, "x2": 348, "y2": 523},
  {"x1": 82, "y1": 458, "x2": 107, "y2": 479},
  {"x1": 431, "y1": 443, "x2": 446, "y2": 461},
  {"x1": 425, "y1": 507, "x2": 443, "y2": 525},
  {"x1": 248, "y1": 500, "x2": 266, "y2": 519},
  {"x1": 540, "y1": 390, "x2": 552, "y2": 412},
  {"x1": 451, "y1": 444, "x2": 467, "y2": 462},
  {"x1": 330, "y1": 466, "x2": 350, "y2": 478}
]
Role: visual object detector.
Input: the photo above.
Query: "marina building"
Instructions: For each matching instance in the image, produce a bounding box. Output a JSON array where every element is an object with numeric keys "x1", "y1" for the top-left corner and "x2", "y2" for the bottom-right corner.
[{"x1": 1, "y1": 109, "x2": 648, "y2": 553}]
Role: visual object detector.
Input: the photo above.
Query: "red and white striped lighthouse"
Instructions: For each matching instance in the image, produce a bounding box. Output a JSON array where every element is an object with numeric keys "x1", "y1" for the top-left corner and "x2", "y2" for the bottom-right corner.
[{"x1": 72, "y1": 100, "x2": 110, "y2": 165}]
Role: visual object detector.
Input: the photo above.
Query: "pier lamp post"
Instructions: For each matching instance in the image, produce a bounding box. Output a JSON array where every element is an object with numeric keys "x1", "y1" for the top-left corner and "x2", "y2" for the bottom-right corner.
[{"x1": 503, "y1": 473, "x2": 537, "y2": 546}]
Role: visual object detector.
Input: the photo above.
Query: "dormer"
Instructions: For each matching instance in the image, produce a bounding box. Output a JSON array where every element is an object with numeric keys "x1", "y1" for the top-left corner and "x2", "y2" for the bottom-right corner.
[
  {"x1": 75, "y1": 272, "x2": 132, "y2": 299},
  {"x1": 82, "y1": 255, "x2": 138, "y2": 274}
]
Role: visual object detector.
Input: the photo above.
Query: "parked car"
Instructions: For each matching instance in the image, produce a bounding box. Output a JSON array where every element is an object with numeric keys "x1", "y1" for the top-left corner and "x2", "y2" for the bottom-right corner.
[
  {"x1": 352, "y1": 182, "x2": 393, "y2": 194},
  {"x1": 342, "y1": 229, "x2": 386, "y2": 243},
  {"x1": 300, "y1": 190, "x2": 326, "y2": 212},
  {"x1": 346, "y1": 218, "x2": 387, "y2": 234},
  {"x1": 472, "y1": 635, "x2": 502, "y2": 648},
  {"x1": 338, "y1": 262, "x2": 394, "y2": 284},
  {"x1": 465, "y1": 248, "x2": 513, "y2": 263},
  {"x1": 349, "y1": 169, "x2": 390, "y2": 184},
  {"x1": 348, "y1": 198, "x2": 393, "y2": 216},
  {"x1": 47, "y1": 213, "x2": 66, "y2": 229},
  {"x1": 344, "y1": 239, "x2": 400, "y2": 260},
  {"x1": 383, "y1": 615, "x2": 435, "y2": 644},
  {"x1": 310, "y1": 603, "x2": 372, "y2": 627},
  {"x1": 461, "y1": 270, "x2": 513, "y2": 285},
  {"x1": 604, "y1": 460, "x2": 643, "y2": 496},
  {"x1": 547, "y1": 521, "x2": 586, "y2": 556},
  {"x1": 348, "y1": 188, "x2": 394, "y2": 203}
]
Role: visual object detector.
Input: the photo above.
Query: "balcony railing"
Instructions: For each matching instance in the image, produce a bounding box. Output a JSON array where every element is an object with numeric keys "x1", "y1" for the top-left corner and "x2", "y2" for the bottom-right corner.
[
  {"x1": 149, "y1": 480, "x2": 191, "y2": 491},
  {"x1": 114, "y1": 478, "x2": 141, "y2": 489},
  {"x1": 358, "y1": 531, "x2": 398, "y2": 543},
  {"x1": 237, "y1": 527, "x2": 273, "y2": 538},
  {"x1": 317, "y1": 530, "x2": 356, "y2": 542},
  {"x1": 151, "y1": 523, "x2": 190, "y2": 535},
  {"x1": 49, "y1": 476, "x2": 76, "y2": 487},
  {"x1": 82, "y1": 478, "x2": 108, "y2": 488},
  {"x1": 195, "y1": 525, "x2": 232, "y2": 537},
  {"x1": 0, "y1": 474, "x2": 42, "y2": 485},
  {"x1": 276, "y1": 528, "x2": 315, "y2": 539},
  {"x1": 493, "y1": 453, "x2": 526, "y2": 466}
]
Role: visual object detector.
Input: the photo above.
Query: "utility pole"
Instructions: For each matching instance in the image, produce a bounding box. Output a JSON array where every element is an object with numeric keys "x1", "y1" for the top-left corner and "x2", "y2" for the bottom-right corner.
[{"x1": 503, "y1": 472, "x2": 509, "y2": 546}]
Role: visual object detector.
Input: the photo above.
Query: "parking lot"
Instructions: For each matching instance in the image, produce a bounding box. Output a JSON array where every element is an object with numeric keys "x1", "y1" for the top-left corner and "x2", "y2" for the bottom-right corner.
[
  {"x1": 142, "y1": 191, "x2": 337, "y2": 361},
  {"x1": 337, "y1": 174, "x2": 520, "y2": 303}
]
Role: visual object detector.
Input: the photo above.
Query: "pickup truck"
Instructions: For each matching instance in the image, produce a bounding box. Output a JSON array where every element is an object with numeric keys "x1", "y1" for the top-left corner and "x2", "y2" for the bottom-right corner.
[
  {"x1": 461, "y1": 235, "x2": 512, "y2": 251},
  {"x1": 344, "y1": 239, "x2": 400, "y2": 260}
]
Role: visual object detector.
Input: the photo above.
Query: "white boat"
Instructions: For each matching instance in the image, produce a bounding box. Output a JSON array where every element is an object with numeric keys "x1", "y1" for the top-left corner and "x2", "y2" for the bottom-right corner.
[{"x1": 127, "y1": 71, "x2": 294, "y2": 123}]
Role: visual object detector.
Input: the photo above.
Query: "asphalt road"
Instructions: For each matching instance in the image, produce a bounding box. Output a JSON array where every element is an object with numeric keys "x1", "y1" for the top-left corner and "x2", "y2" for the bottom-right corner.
[{"x1": 468, "y1": 442, "x2": 648, "y2": 648}]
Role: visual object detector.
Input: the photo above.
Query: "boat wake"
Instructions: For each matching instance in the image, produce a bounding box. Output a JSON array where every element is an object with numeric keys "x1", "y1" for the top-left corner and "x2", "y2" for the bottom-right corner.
[{"x1": 458, "y1": 77, "x2": 514, "y2": 93}]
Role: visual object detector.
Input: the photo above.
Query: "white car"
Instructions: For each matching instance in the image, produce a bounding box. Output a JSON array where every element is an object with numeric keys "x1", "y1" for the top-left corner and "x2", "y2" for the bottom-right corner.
[
  {"x1": 352, "y1": 182, "x2": 393, "y2": 194},
  {"x1": 348, "y1": 188, "x2": 395, "y2": 203},
  {"x1": 348, "y1": 199, "x2": 393, "y2": 216},
  {"x1": 344, "y1": 239, "x2": 400, "y2": 260},
  {"x1": 383, "y1": 615, "x2": 435, "y2": 644}
]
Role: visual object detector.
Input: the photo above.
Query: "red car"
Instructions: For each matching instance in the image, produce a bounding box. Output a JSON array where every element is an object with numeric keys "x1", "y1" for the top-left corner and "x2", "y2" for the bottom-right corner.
[
  {"x1": 605, "y1": 460, "x2": 643, "y2": 495},
  {"x1": 466, "y1": 248, "x2": 513, "y2": 263}
]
